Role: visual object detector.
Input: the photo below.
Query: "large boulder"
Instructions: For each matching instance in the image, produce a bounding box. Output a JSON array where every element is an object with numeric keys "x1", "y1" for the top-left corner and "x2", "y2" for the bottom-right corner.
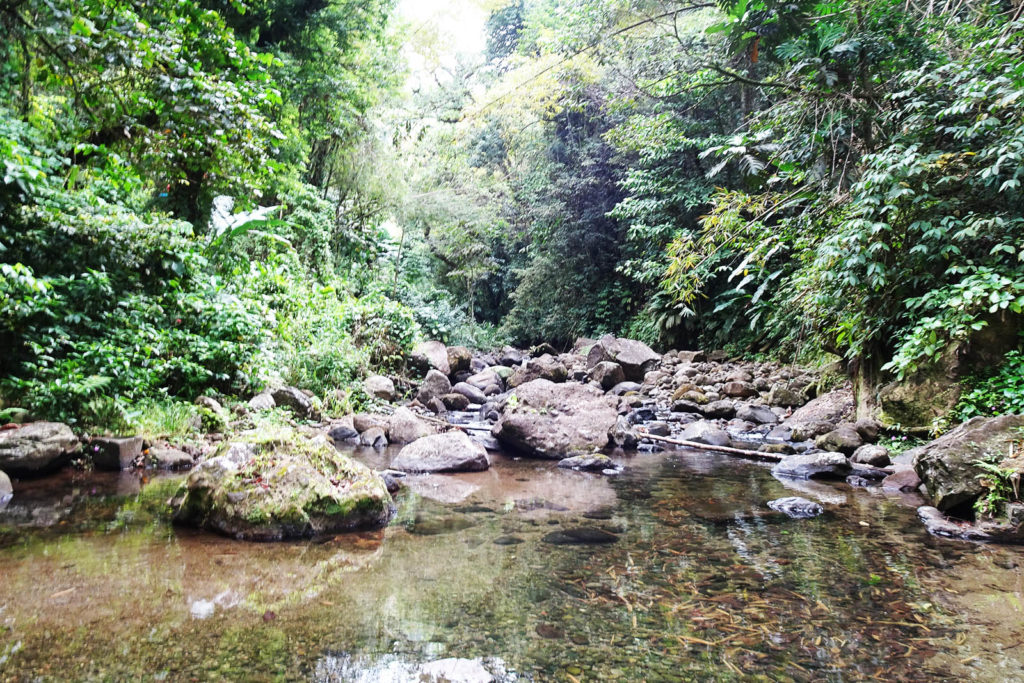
[
  {"x1": 172, "y1": 432, "x2": 393, "y2": 540},
  {"x1": 815, "y1": 424, "x2": 864, "y2": 455},
  {"x1": 271, "y1": 387, "x2": 320, "y2": 421},
  {"x1": 391, "y1": 432, "x2": 489, "y2": 473},
  {"x1": 679, "y1": 421, "x2": 731, "y2": 448},
  {"x1": 0, "y1": 422, "x2": 80, "y2": 475},
  {"x1": 493, "y1": 379, "x2": 617, "y2": 459},
  {"x1": 912, "y1": 415, "x2": 1024, "y2": 513},
  {"x1": 772, "y1": 452, "x2": 851, "y2": 480},
  {"x1": 446, "y1": 346, "x2": 472, "y2": 376},
  {"x1": 386, "y1": 407, "x2": 435, "y2": 444},
  {"x1": 588, "y1": 361, "x2": 625, "y2": 391},
  {"x1": 416, "y1": 369, "x2": 452, "y2": 405},
  {"x1": 736, "y1": 403, "x2": 779, "y2": 425},
  {"x1": 586, "y1": 335, "x2": 661, "y2": 382},
  {"x1": 507, "y1": 355, "x2": 568, "y2": 388},
  {"x1": 412, "y1": 341, "x2": 450, "y2": 376},
  {"x1": 451, "y1": 382, "x2": 487, "y2": 405}
]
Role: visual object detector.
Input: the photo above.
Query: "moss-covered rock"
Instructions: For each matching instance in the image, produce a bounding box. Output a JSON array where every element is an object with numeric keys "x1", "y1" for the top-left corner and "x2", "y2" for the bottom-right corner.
[{"x1": 172, "y1": 429, "x2": 393, "y2": 541}]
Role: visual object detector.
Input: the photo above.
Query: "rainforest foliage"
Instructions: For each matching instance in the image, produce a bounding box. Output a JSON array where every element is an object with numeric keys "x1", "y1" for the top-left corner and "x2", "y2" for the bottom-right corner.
[{"x1": 2, "y1": 0, "x2": 1023, "y2": 429}]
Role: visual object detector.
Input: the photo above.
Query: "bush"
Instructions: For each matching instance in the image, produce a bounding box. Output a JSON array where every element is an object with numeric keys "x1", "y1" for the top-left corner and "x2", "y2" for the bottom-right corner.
[{"x1": 956, "y1": 350, "x2": 1024, "y2": 421}]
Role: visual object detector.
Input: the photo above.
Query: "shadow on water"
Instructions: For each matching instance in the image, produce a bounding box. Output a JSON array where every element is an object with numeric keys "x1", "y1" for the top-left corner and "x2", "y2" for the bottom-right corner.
[{"x1": 1, "y1": 445, "x2": 1023, "y2": 681}]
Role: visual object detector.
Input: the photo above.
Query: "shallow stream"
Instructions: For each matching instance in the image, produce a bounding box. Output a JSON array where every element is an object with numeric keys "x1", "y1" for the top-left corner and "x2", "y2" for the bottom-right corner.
[{"x1": 1, "y1": 442, "x2": 1023, "y2": 681}]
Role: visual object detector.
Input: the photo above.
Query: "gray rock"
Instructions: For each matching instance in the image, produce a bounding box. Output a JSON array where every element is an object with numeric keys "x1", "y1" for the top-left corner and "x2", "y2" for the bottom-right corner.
[
  {"x1": 0, "y1": 469, "x2": 12, "y2": 504},
  {"x1": 608, "y1": 381, "x2": 642, "y2": 396},
  {"x1": 589, "y1": 361, "x2": 626, "y2": 391},
  {"x1": 854, "y1": 418, "x2": 881, "y2": 444},
  {"x1": 542, "y1": 526, "x2": 619, "y2": 545},
  {"x1": 91, "y1": 436, "x2": 144, "y2": 471},
  {"x1": 851, "y1": 444, "x2": 891, "y2": 467},
  {"x1": 736, "y1": 403, "x2": 779, "y2": 425},
  {"x1": 508, "y1": 354, "x2": 568, "y2": 387},
  {"x1": 912, "y1": 415, "x2": 1024, "y2": 512},
  {"x1": 248, "y1": 392, "x2": 276, "y2": 411},
  {"x1": 816, "y1": 425, "x2": 864, "y2": 455},
  {"x1": 466, "y1": 369, "x2": 501, "y2": 391},
  {"x1": 772, "y1": 452, "x2": 851, "y2": 480},
  {"x1": 558, "y1": 453, "x2": 615, "y2": 471},
  {"x1": 359, "y1": 427, "x2": 388, "y2": 448},
  {"x1": 767, "y1": 385, "x2": 807, "y2": 408},
  {"x1": 391, "y1": 432, "x2": 489, "y2": 473},
  {"x1": 427, "y1": 397, "x2": 447, "y2": 414},
  {"x1": 386, "y1": 407, "x2": 434, "y2": 444},
  {"x1": 645, "y1": 421, "x2": 671, "y2": 437},
  {"x1": 881, "y1": 467, "x2": 923, "y2": 492},
  {"x1": 610, "y1": 415, "x2": 638, "y2": 449},
  {"x1": 586, "y1": 334, "x2": 661, "y2": 382},
  {"x1": 702, "y1": 400, "x2": 735, "y2": 420},
  {"x1": 271, "y1": 387, "x2": 320, "y2": 421},
  {"x1": 352, "y1": 413, "x2": 387, "y2": 433},
  {"x1": 172, "y1": 433, "x2": 393, "y2": 540},
  {"x1": 767, "y1": 496, "x2": 824, "y2": 519},
  {"x1": 722, "y1": 381, "x2": 758, "y2": 399},
  {"x1": 671, "y1": 400, "x2": 703, "y2": 414},
  {"x1": 195, "y1": 396, "x2": 227, "y2": 417},
  {"x1": 493, "y1": 379, "x2": 618, "y2": 459},
  {"x1": 498, "y1": 346, "x2": 526, "y2": 367},
  {"x1": 679, "y1": 421, "x2": 731, "y2": 448},
  {"x1": 451, "y1": 382, "x2": 487, "y2": 405},
  {"x1": 148, "y1": 447, "x2": 194, "y2": 470},
  {"x1": 412, "y1": 340, "x2": 450, "y2": 375},
  {"x1": 446, "y1": 345, "x2": 472, "y2": 375},
  {"x1": 363, "y1": 375, "x2": 397, "y2": 401},
  {"x1": 0, "y1": 422, "x2": 80, "y2": 475},
  {"x1": 440, "y1": 393, "x2": 471, "y2": 411},
  {"x1": 328, "y1": 425, "x2": 359, "y2": 442},
  {"x1": 416, "y1": 369, "x2": 452, "y2": 404},
  {"x1": 786, "y1": 388, "x2": 854, "y2": 427}
]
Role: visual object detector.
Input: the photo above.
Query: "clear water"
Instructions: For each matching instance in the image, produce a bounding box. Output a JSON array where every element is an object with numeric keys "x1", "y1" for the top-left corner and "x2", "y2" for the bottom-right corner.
[{"x1": 1, "y1": 444, "x2": 1023, "y2": 681}]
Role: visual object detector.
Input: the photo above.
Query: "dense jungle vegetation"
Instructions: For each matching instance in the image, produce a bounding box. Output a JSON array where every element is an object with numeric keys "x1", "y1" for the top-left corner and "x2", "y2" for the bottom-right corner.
[{"x1": 1, "y1": 0, "x2": 1023, "y2": 431}]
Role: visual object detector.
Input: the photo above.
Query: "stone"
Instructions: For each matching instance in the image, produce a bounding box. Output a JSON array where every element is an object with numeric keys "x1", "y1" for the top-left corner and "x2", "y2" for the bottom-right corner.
[
  {"x1": 446, "y1": 345, "x2": 473, "y2": 375},
  {"x1": 911, "y1": 415, "x2": 1024, "y2": 513},
  {"x1": 440, "y1": 393, "x2": 471, "y2": 411},
  {"x1": 772, "y1": 452, "x2": 851, "y2": 480},
  {"x1": 427, "y1": 397, "x2": 447, "y2": 414},
  {"x1": 508, "y1": 355, "x2": 568, "y2": 388},
  {"x1": 589, "y1": 361, "x2": 626, "y2": 391},
  {"x1": 735, "y1": 403, "x2": 779, "y2": 425},
  {"x1": 148, "y1": 447, "x2": 194, "y2": 470},
  {"x1": 363, "y1": 375, "x2": 396, "y2": 401},
  {"x1": 671, "y1": 400, "x2": 702, "y2": 414},
  {"x1": 328, "y1": 425, "x2": 359, "y2": 442},
  {"x1": 702, "y1": 400, "x2": 736, "y2": 420},
  {"x1": 881, "y1": 468, "x2": 923, "y2": 492},
  {"x1": 585, "y1": 335, "x2": 661, "y2": 382},
  {"x1": 391, "y1": 432, "x2": 489, "y2": 473},
  {"x1": 558, "y1": 453, "x2": 615, "y2": 471},
  {"x1": 359, "y1": 427, "x2": 388, "y2": 448},
  {"x1": 171, "y1": 433, "x2": 393, "y2": 541},
  {"x1": 541, "y1": 526, "x2": 619, "y2": 545},
  {"x1": 854, "y1": 418, "x2": 881, "y2": 444},
  {"x1": 248, "y1": 392, "x2": 276, "y2": 411},
  {"x1": 451, "y1": 382, "x2": 487, "y2": 405},
  {"x1": 785, "y1": 388, "x2": 854, "y2": 427},
  {"x1": 91, "y1": 436, "x2": 144, "y2": 471},
  {"x1": 493, "y1": 379, "x2": 618, "y2": 459},
  {"x1": 767, "y1": 497, "x2": 824, "y2": 519},
  {"x1": 679, "y1": 421, "x2": 731, "y2": 448},
  {"x1": 675, "y1": 350, "x2": 707, "y2": 363},
  {"x1": 815, "y1": 425, "x2": 864, "y2": 455},
  {"x1": 352, "y1": 413, "x2": 387, "y2": 433},
  {"x1": 610, "y1": 415, "x2": 638, "y2": 449},
  {"x1": 271, "y1": 387, "x2": 320, "y2": 421},
  {"x1": 608, "y1": 381, "x2": 643, "y2": 396},
  {"x1": 195, "y1": 396, "x2": 227, "y2": 417},
  {"x1": 466, "y1": 369, "x2": 501, "y2": 391},
  {"x1": 497, "y1": 346, "x2": 526, "y2": 367},
  {"x1": 412, "y1": 341, "x2": 450, "y2": 376},
  {"x1": 416, "y1": 369, "x2": 452, "y2": 404},
  {"x1": 0, "y1": 469, "x2": 12, "y2": 504},
  {"x1": 851, "y1": 444, "x2": 891, "y2": 467},
  {"x1": 0, "y1": 422, "x2": 80, "y2": 475},
  {"x1": 678, "y1": 390, "x2": 708, "y2": 404},
  {"x1": 645, "y1": 421, "x2": 671, "y2": 437},
  {"x1": 386, "y1": 407, "x2": 434, "y2": 444},
  {"x1": 767, "y1": 385, "x2": 807, "y2": 407},
  {"x1": 722, "y1": 381, "x2": 759, "y2": 399}
]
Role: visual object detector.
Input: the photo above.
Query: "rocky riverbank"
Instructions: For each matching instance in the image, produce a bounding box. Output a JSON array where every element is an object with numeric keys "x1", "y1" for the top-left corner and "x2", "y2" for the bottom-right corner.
[{"x1": 2, "y1": 334, "x2": 1022, "y2": 543}]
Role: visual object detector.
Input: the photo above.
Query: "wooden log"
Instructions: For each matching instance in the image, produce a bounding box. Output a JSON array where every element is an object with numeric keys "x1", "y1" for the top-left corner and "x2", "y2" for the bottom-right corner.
[{"x1": 634, "y1": 429, "x2": 786, "y2": 462}]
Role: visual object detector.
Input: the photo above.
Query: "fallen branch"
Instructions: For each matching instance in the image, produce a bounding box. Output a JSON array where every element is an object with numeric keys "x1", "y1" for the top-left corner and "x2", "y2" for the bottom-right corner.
[{"x1": 635, "y1": 430, "x2": 787, "y2": 462}]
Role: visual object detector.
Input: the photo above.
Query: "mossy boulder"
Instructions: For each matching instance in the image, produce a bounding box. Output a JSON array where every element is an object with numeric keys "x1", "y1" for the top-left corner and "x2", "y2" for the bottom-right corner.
[{"x1": 172, "y1": 430, "x2": 393, "y2": 541}]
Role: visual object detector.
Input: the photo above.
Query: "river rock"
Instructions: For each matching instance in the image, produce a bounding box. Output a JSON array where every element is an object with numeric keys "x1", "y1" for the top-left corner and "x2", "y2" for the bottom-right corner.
[
  {"x1": 558, "y1": 453, "x2": 614, "y2": 471},
  {"x1": 387, "y1": 407, "x2": 434, "y2": 444},
  {"x1": 412, "y1": 341, "x2": 450, "y2": 376},
  {"x1": 441, "y1": 393, "x2": 471, "y2": 411},
  {"x1": 772, "y1": 452, "x2": 851, "y2": 480},
  {"x1": 767, "y1": 496, "x2": 824, "y2": 519},
  {"x1": 736, "y1": 404, "x2": 779, "y2": 425},
  {"x1": 851, "y1": 444, "x2": 891, "y2": 467},
  {"x1": 610, "y1": 415, "x2": 638, "y2": 449},
  {"x1": 391, "y1": 432, "x2": 489, "y2": 473},
  {"x1": 466, "y1": 369, "x2": 501, "y2": 391},
  {"x1": 359, "y1": 427, "x2": 388, "y2": 448},
  {"x1": 768, "y1": 385, "x2": 807, "y2": 408},
  {"x1": 248, "y1": 392, "x2": 275, "y2": 411},
  {"x1": 91, "y1": 436, "x2": 144, "y2": 470},
  {"x1": 815, "y1": 425, "x2": 864, "y2": 455},
  {"x1": 327, "y1": 424, "x2": 359, "y2": 442},
  {"x1": 148, "y1": 447, "x2": 194, "y2": 470},
  {"x1": 589, "y1": 361, "x2": 626, "y2": 391},
  {"x1": 586, "y1": 334, "x2": 661, "y2": 382},
  {"x1": 271, "y1": 387, "x2": 320, "y2": 421},
  {"x1": 416, "y1": 369, "x2": 452, "y2": 404},
  {"x1": 854, "y1": 418, "x2": 881, "y2": 444},
  {"x1": 353, "y1": 413, "x2": 387, "y2": 433},
  {"x1": 679, "y1": 421, "x2": 731, "y2": 447},
  {"x1": 449, "y1": 382, "x2": 485, "y2": 405},
  {"x1": 702, "y1": 400, "x2": 736, "y2": 420},
  {"x1": 881, "y1": 467, "x2": 923, "y2": 492},
  {"x1": 493, "y1": 379, "x2": 617, "y2": 459},
  {"x1": 363, "y1": 375, "x2": 396, "y2": 401},
  {"x1": 172, "y1": 433, "x2": 393, "y2": 540},
  {"x1": 508, "y1": 355, "x2": 568, "y2": 388},
  {"x1": 196, "y1": 396, "x2": 227, "y2": 418},
  {"x1": 912, "y1": 415, "x2": 1024, "y2": 513},
  {"x1": 785, "y1": 388, "x2": 854, "y2": 429},
  {"x1": 722, "y1": 381, "x2": 758, "y2": 399},
  {"x1": 0, "y1": 422, "x2": 81, "y2": 475},
  {"x1": 608, "y1": 381, "x2": 642, "y2": 396},
  {"x1": 446, "y1": 345, "x2": 472, "y2": 375},
  {"x1": 542, "y1": 526, "x2": 619, "y2": 545},
  {"x1": 0, "y1": 469, "x2": 12, "y2": 503}
]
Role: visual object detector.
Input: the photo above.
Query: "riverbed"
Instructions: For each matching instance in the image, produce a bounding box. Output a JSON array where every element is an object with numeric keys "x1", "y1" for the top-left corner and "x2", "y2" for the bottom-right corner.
[{"x1": 1, "y1": 443, "x2": 1023, "y2": 681}]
